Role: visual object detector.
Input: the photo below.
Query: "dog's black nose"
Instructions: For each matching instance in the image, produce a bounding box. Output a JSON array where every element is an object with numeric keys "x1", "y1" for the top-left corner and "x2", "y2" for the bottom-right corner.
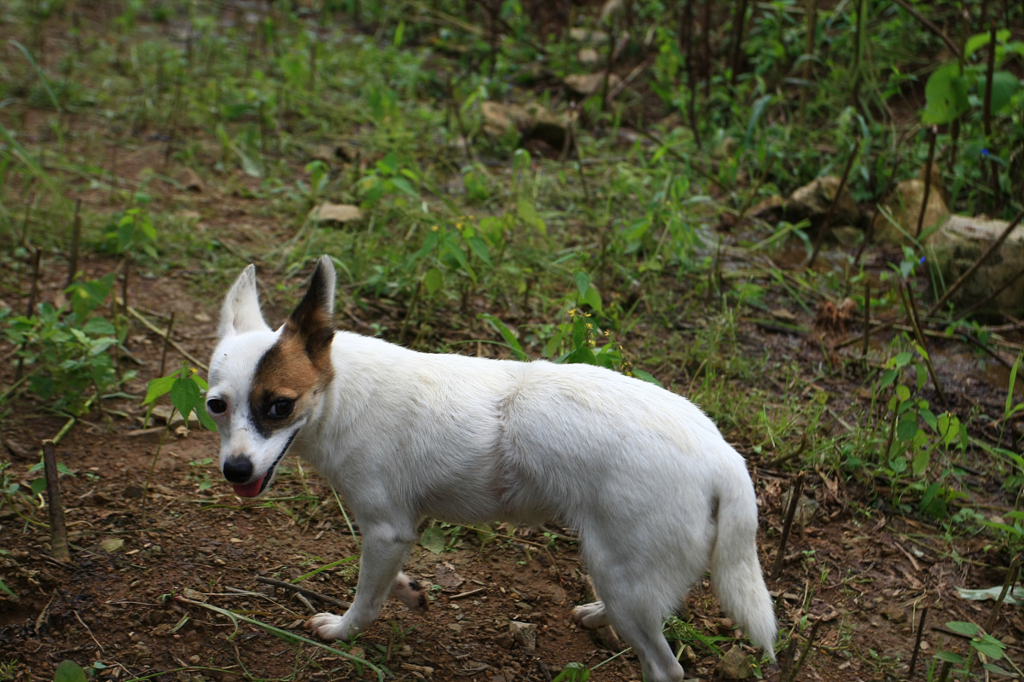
[{"x1": 223, "y1": 457, "x2": 253, "y2": 483}]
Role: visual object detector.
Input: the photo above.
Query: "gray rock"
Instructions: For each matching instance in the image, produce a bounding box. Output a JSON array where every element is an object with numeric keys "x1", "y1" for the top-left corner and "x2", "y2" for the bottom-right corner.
[
  {"x1": 481, "y1": 101, "x2": 574, "y2": 151},
  {"x1": 509, "y1": 620, "x2": 538, "y2": 652},
  {"x1": 718, "y1": 645, "x2": 752, "y2": 679},
  {"x1": 873, "y1": 178, "x2": 950, "y2": 245},
  {"x1": 927, "y1": 214, "x2": 1024, "y2": 318},
  {"x1": 786, "y1": 176, "x2": 862, "y2": 229}
]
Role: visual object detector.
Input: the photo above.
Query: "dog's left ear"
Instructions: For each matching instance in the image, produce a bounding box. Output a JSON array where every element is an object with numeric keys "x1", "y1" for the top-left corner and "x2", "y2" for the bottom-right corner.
[{"x1": 285, "y1": 256, "x2": 336, "y2": 362}]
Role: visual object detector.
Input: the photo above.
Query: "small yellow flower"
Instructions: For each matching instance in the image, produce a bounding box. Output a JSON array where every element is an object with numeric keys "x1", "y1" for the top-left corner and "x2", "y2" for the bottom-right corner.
[
  {"x1": 568, "y1": 308, "x2": 576, "y2": 317},
  {"x1": 585, "y1": 323, "x2": 593, "y2": 330},
  {"x1": 431, "y1": 225, "x2": 439, "y2": 231}
]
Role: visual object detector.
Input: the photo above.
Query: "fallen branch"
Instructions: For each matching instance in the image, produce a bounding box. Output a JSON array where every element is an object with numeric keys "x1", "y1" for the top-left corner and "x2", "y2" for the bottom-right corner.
[
  {"x1": 254, "y1": 576, "x2": 352, "y2": 610},
  {"x1": 127, "y1": 305, "x2": 208, "y2": 371}
]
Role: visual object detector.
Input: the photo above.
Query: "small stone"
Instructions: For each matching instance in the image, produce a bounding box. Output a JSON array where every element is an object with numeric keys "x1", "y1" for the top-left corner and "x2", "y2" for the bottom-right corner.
[
  {"x1": 1002, "y1": 635, "x2": 1017, "y2": 646},
  {"x1": 309, "y1": 202, "x2": 363, "y2": 224},
  {"x1": 568, "y1": 28, "x2": 609, "y2": 45},
  {"x1": 99, "y1": 538, "x2": 125, "y2": 553},
  {"x1": 447, "y1": 623, "x2": 463, "y2": 634},
  {"x1": 509, "y1": 620, "x2": 538, "y2": 652},
  {"x1": 181, "y1": 588, "x2": 208, "y2": 603},
  {"x1": 718, "y1": 645, "x2": 751, "y2": 679},
  {"x1": 770, "y1": 309, "x2": 796, "y2": 323},
  {"x1": 578, "y1": 48, "x2": 600, "y2": 65},
  {"x1": 564, "y1": 72, "x2": 623, "y2": 98},
  {"x1": 194, "y1": 312, "x2": 212, "y2": 323},
  {"x1": 786, "y1": 175, "x2": 862, "y2": 229},
  {"x1": 189, "y1": 655, "x2": 200, "y2": 664},
  {"x1": 435, "y1": 562, "x2": 464, "y2": 591},
  {"x1": 176, "y1": 168, "x2": 205, "y2": 193}
]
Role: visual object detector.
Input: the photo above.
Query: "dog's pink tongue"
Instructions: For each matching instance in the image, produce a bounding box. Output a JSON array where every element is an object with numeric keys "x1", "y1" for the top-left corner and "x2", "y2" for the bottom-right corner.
[{"x1": 232, "y1": 475, "x2": 265, "y2": 498}]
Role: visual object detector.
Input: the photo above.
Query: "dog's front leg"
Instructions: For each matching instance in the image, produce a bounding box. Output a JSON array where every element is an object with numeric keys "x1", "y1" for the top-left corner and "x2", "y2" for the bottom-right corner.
[{"x1": 307, "y1": 523, "x2": 415, "y2": 641}]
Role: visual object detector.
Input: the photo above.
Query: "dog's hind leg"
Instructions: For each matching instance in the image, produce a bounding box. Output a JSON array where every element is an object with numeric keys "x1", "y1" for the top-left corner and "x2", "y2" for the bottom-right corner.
[
  {"x1": 571, "y1": 601, "x2": 612, "y2": 629},
  {"x1": 392, "y1": 572, "x2": 428, "y2": 614},
  {"x1": 308, "y1": 522, "x2": 416, "y2": 641},
  {"x1": 598, "y1": 589, "x2": 684, "y2": 682}
]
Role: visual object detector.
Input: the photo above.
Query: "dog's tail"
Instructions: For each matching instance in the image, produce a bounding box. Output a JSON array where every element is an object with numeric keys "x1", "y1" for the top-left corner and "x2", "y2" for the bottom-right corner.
[{"x1": 709, "y1": 471, "x2": 777, "y2": 661}]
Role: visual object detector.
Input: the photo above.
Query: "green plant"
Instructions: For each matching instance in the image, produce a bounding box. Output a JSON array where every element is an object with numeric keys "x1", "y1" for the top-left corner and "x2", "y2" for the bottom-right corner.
[
  {"x1": 101, "y1": 207, "x2": 158, "y2": 259},
  {"x1": 934, "y1": 621, "x2": 1019, "y2": 678},
  {"x1": 139, "y1": 363, "x2": 217, "y2": 520},
  {"x1": 1, "y1": 275, "x2": 125, "y2": 415},
  {"x1": 551, "y1": 662, "x2": 590, "y2": 682},
  {"x1": 53, "y1": 660, "x2": 86, "y2": 682}
]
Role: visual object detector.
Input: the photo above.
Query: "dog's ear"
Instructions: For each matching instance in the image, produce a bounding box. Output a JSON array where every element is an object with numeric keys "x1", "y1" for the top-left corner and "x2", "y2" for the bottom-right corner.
[
  {"x1": 219, "y1": 264, "x2": 271, "y2": 339},
  {"x1": 286, "y1": 256, "x2": 336, "y2": 361}
]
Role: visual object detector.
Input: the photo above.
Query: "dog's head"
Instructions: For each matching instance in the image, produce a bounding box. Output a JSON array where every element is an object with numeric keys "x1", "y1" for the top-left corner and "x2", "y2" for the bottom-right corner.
[{"x1": 206, "y1": 256, "x2": 336, "y2": 497}]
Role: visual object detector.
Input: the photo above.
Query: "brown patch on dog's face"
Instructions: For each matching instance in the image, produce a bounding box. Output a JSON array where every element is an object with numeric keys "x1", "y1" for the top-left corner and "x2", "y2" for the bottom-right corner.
[
  {"x1": 248, "y1": 259, "x2": 336, "y2": 438},
  {"x1": 248, "y1": 329, "x2": 333, "y2": 438}
]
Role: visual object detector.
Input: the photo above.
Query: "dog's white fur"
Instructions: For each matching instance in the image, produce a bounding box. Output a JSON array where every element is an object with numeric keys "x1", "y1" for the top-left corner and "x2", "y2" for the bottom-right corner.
[{"x1": 207, "y1": 257, "x2": 776, "y2": 682}]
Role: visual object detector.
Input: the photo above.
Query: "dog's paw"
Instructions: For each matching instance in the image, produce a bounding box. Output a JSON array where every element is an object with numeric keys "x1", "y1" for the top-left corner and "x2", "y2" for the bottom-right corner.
[
  {"x1": 392, "y1": 571, "x2": 429, "y2": 614},
  {"x1": 571, "y1": 601, "x2": 611, "y2": 629},
  {"x1": 306, "y1": 613, "x2": 358, "y2": 641}
]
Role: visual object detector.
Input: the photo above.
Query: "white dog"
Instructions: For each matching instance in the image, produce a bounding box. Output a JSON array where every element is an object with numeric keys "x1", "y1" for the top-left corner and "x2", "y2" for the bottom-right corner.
[{"x1": 206, "y1": 256, "x2": 776, "y2": 682}]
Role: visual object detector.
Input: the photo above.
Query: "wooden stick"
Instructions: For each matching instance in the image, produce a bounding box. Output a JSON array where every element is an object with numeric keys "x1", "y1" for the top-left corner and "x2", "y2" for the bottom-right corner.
[
  {"x1": 900, "y1": 281, "x2": 949, "y2": 408},
  {"x1": 862, "y1": 280, "x2": 871, "y2": 358},
  {"x1": 158, "y1": 312, "x2": 176, "y2": 377},
  {"x1": 254, "y1": 576, "x2": 352, "y2": 610},
  {"x1": 908, "y1": 606, "x2": 928, "y2": 678},
  {"x1": 807, "y1": 139, "x2": 861, "y2": 268},
  {"x1": 43, "y1": 440, "x2": 70, "y2": 562},
  {"x1": 891, "y1": 0, "x2": 960, "y2": 56},
  {"x1": 786, "y1": 617, "x2": 823, "y2": 682},
  {"x1": 770, "y1": 473, "x2": 804, "y2": 581},
  {"x1": 66, "y1": 199, "x2": 81, "y2": 288},
  {"x1": 127, "y1": 306, "x2": 208, "y2": 371},
  {"x1": 916, "y1": 127, "x2": 938, "y2": 238},
  {"x1": 984, "y1": 556, "x2": 1020, "y2": 633}
]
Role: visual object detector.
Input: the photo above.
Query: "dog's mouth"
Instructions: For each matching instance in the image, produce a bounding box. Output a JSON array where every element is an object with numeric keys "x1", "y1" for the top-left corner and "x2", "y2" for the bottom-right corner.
[{"x1": 231, "y1": 430, "x2": 300, "y2": 498}]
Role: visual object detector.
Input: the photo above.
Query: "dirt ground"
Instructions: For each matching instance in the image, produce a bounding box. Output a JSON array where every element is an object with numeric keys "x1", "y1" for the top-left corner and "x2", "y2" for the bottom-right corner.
[{"x1": 1, "y1": 247, "x2": 1020, "y2": 682}]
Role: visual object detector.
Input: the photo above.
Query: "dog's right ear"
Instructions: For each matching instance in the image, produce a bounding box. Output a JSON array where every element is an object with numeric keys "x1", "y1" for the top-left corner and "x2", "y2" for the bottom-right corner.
[{"x1": 218, "y1": 264, "x2": 271, "y2": 339}]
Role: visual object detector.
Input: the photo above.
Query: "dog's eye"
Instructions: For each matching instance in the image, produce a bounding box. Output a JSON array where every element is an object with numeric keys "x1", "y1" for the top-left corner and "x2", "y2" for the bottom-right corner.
[
  {"x1": 207, "y1": 398, "x2": 227, "y2": 414},
  {"x1": 268, "y1": 399, "x2": 294, "y2": 418}
]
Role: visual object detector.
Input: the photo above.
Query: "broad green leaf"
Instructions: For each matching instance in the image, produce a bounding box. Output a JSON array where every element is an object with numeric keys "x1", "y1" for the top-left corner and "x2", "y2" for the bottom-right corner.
[
  {"x1": 922, "y1": 63, "x2": 970, "y2": 125},
  {"x1": 965, "y1": 32, "x2": 991, "y2": 59},
  {"x1": 420, "y1": 526, "x2": 446, "y2": 554},
  {"x1": 81, "y1": 317, "x2": 116, "y2": 336},
  {"x1": 565, "y1": 347, "x2": 597, "y2": 365},
  {"x1": 945, "y1": 621, "x2": 980, "y2": 637},
  {"x1": 516, "y1": 195, "x2": 545, "y2": 234},
  {"x1": 983, "y1": 663, "x2": 1015, "y2": 676},
  {"x1": 889, "y1": 456, "x2": 908, "y2": 473},
  {"x1": 581, "y1": 286, "x2": 603, "y2": 315},
  {"x1": 30, "y1": 477, "x2": 47, "y2": 496},
  {"x1": 934, "y1": 651, "x2": 964, "y2": 665},
  {"x1": 466, "y1": 237, "x2": 492, "y2": 267},
  {"x1": 423, "y1": 267, "x2": 443, "y2": 295},
  {"x1": 912, "y1": 448, "x2": 930, "y2": 476},
  {"x1": 143, "y1": 376, "x2": 177, "y2": 405},
  {"x1": 572, "y1": 316, "x2": 587, "y2": 350},
  {"x1": 892, "y1": 351, "x2": 913, "y2": 369},
  {"x1": 575, "y1": 272, "x2": 591, "y2": 299},
  {"x1": 897, "y1": 416, "x2": 919, "y2": 442},
  {"x1": 973, "y1": 635, "x2": 1005, "y2": 660},
  {"x1": 54, "y1": 661, "x2": 88, "y2": 682},
  {"x1": 632, "y1": 369, "x2": 664, "y2": 387},
  {"x1": 170, "y1": 377, "x2": 202, "y2": 419},
  {"x1": 389, "y1": 176, "x2": 418, "y2": 198},
  {"x1": 896, "y1": 385, "x2": 911, "y2": 402},
  {"x1": 980, "y1": 72, "x2": 1021, "y2": 114},
  {"x1": 479, "y1": 314, "x2": 526, "y2": 361}
]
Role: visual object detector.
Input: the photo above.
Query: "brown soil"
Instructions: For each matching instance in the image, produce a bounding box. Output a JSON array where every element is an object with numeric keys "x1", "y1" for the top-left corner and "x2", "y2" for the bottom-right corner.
[{"x1": 0, "y1": 250, "x2": 1019, "y2": 682}]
